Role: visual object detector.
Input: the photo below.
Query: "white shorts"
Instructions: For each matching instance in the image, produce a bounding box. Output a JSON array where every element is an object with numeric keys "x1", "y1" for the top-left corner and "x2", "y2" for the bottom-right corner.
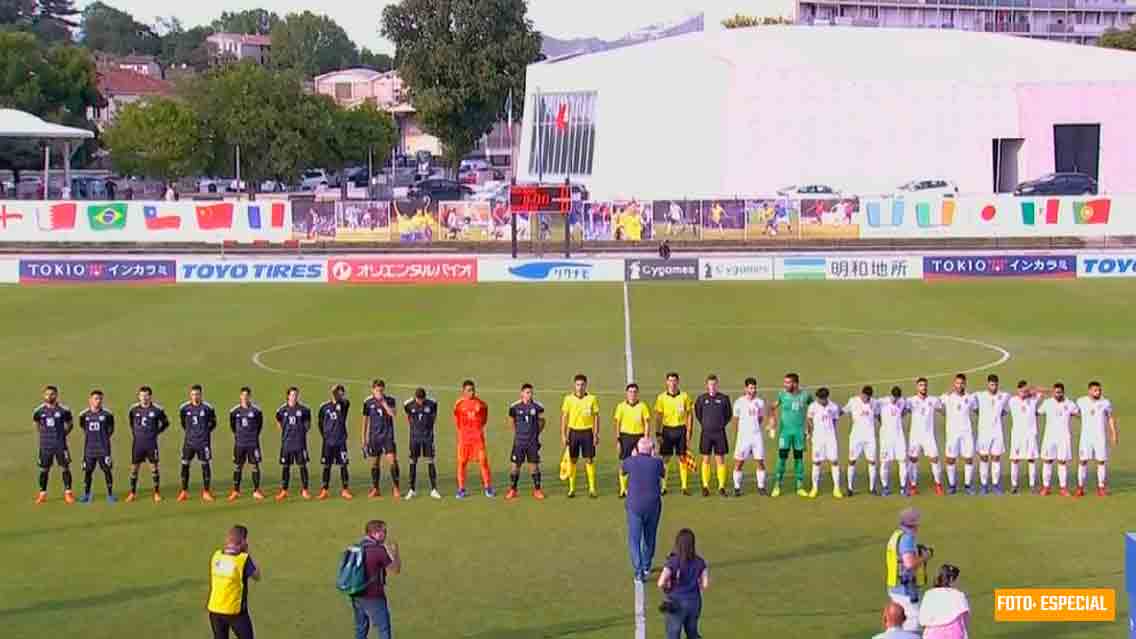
[
  {"x1": 848, "y1": 429, "x2": 876, "y2": 462},
  {"x1": 811, "y1": 434, "x2": 839, "y2": 463},
  {"x1": 975, "y1": 428, "x2": 1005, "y2": 456},
  {"x1": 1078, "y1": 435, "x2": 1108, "y2": 463},
  {"x1": 1009, "y1": 431, "x2": 1038, "y2": 460},
  {"x1": 880, "y1": 430, "x2": 907, "y2": 463},
  {"x1": 944, "y1": 429, "x2": 974, "y2": 459},
  {"x1": 1041, "y1": 433, "x2": 1072, "y2": 462},
  {"x1": 907, "y1": 429, "x2": 939, "y2": 459},
  {"x1": 734, "y1": 433, "x2": 765, "y2": 461}
]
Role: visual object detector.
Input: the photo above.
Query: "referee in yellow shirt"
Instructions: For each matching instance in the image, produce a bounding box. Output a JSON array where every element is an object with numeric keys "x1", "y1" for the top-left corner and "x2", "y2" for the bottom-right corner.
[
  {"x1": 561, "y1": 373, "x2": 600, "y2": 498},
  {"x1": 654, "y1": 372, "x2": 694, "y2": 495},
  {"x1": 613, "y1": 383, "x2": 652, "y2": 497}
]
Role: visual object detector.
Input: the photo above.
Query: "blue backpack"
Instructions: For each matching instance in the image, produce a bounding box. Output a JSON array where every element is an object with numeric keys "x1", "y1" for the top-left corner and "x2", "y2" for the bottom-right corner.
[{"x1": 336, "y1": 543, "x2": 377, "y2": 596}]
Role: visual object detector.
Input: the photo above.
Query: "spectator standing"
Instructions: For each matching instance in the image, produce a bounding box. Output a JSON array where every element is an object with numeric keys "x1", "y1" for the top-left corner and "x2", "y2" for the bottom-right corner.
[
  {"x1": 658, "y1": 528, "x2": 710, "y2": 639},
  {"x1": 207, "y1": 525, "x2": 261, "y2": 639},
  {"x1": 871, "y1": 602, "x2": 922, "y2": 639},
  {"x1": 919, "y1": 564, "x2": 969, "y2": 639},
  {"x1": 351, "y1": 520, "x2": 402, "y2": 639},
  {"x1": 624, "y1": 437, "x2": 664, "y2": 582}
]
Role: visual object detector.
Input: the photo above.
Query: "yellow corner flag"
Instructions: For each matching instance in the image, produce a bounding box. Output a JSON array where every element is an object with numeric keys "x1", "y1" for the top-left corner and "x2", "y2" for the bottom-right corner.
[
  {"x1": 680, "y1": 451, "x2": 697, "y2": 472},
  {"x1": 559, "y1": 447, "x2": 572, "y2": 481}
]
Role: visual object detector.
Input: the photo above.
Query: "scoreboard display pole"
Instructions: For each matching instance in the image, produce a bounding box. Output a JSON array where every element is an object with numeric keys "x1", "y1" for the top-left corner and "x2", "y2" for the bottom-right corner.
[
  {"x1": 508, "y1": 179, "x2": 580, "y2": 259},
  {"x1": 564, "y1": 178, "x2": 571, "y2": 258}
]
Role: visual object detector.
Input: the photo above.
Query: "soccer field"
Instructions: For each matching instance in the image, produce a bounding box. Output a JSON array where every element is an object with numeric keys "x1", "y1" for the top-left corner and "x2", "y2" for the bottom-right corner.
[{"x1": 2, "y1": 279, "x2": 1133, "y2": 639}]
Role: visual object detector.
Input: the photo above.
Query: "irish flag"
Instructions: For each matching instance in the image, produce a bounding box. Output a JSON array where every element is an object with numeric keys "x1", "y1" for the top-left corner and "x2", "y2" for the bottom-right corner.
[{"x1": 1073, "y1": 199, "x2": 1110, "y2": 224}]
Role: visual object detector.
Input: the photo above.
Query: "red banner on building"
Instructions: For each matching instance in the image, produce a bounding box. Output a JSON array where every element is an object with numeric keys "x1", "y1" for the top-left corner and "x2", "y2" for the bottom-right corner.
[{"x1": 327, "y1": 258, "x2": 477, "y2": 284}]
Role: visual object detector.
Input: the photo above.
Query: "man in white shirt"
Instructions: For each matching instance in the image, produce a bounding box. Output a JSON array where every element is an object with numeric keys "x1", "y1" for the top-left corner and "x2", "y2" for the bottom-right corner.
[
  {"x1": 906, "y1": 377, "x2": 944, "y2": 496},
  {"x1": 731, "y1": 377, "x2": 766, "y2": 496},
  {"x1": 805, "y1": 387, "x2": 843, "y2": 499},
  {"x1": 845, "y1": 385, "x2": 879, "y2": 496},
  {"x1": 878, "y1": 387, "x2": 909, "y2": 497},
  {"x1": 1007, "y1": 380, "x2": 1044, "y2": 494},
  {"x1": 1039, "y1": 382, "x2": 1078, "y2": 496},
  {"x1": 975, "y1": 374, "x2": 1011, "y2": 495},
  {"x1": 1075, "y1": 381, "x2": 1118, "y2": 497},
  {"x1": 939, "y1": 373, "x2": 977, "y2": 495}
]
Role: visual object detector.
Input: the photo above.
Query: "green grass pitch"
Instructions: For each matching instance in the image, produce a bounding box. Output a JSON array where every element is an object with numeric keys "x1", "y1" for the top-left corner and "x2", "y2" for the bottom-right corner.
[{"x1": 2, "y1": 280, "x2": 1133, "y2": 638}]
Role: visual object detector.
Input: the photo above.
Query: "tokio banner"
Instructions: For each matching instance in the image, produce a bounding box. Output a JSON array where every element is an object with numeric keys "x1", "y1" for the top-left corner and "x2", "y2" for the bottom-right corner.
[
  {"x1": 19, "y1": 259, "x2": 177, "y2": 284},
  {"x1": 923, "y1": 254, "x2": 1076, "y2": 279},
  {"x1": 0, "y1": 200, "x2": 291, "y2": 243},
  {"x1": 858, "y1": 194, "x2": 1127, "y2": 239},
  {"x1": 327, "y1": 257, "x2": 477, "y2": 284}
]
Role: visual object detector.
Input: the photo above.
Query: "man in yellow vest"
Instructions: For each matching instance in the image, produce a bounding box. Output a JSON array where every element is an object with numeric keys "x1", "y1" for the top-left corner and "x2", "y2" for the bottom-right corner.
[
  {"x1": 208, "y1": 525, "x2": 261, "y2": 639},
  {"x1": 885, "y1": 508, "x2": 929, "y2": 632}
]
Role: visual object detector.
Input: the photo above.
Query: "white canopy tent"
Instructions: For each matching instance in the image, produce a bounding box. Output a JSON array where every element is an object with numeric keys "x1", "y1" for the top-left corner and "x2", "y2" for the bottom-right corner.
[{"x1": 0, "y1": 108, "x2": 95, "y2": 198}]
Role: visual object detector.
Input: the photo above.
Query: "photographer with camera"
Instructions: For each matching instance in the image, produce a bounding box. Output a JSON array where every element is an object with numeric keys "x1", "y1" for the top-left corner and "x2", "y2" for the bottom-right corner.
[
  {"x1": 885, "y1": 507, "x2": 931, "y2": 632},
  {"x1": 657, "y1": 528, "x2": 710, "y2": 639}
]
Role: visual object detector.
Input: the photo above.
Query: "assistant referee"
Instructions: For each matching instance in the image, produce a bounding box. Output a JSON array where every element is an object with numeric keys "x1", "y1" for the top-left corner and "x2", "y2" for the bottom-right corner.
[{"x1": 613, "y1": 383, "x2": 652, "y2": 498}]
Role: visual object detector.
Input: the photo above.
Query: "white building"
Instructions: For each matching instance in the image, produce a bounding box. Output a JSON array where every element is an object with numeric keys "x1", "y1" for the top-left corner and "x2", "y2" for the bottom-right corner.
[
  {"x1": 517, "y1": 26, "x2": 1136, "y2": 199},
  {"x1": 206, "y1": 33, "x2": 272, "y2": 66}
]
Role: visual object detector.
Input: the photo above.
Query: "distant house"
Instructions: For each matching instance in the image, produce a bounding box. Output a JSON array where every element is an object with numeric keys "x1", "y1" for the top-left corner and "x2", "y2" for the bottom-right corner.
[
  {"x1": 313, "y1": 68, "x2": 441, "y2": 156},
  {"x1": 116, "y1": 54, "x2": 163, "y2": 78},
  {"x1": 88, "y1": 68, "x2": 175, "y2": 130},
  {"x1": 206, "y1": 33, "x2": 272, "y2": 66}
]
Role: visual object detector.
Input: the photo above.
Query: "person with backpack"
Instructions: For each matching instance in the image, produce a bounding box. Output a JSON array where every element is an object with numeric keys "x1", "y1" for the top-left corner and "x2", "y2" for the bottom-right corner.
[{"x1": 339, "y1": 520, "x2": 401, "y2": 639}]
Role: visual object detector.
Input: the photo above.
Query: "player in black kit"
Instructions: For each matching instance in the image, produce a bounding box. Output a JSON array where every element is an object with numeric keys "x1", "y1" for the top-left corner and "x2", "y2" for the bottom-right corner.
[
  {"x1": 79, "y1": 389, "x2": 116, "y2": 503},
  {"x1": 506, "y1": 383, "x2": 546, "y2": 500},
  {"x1": 228, "y1": 387, "x2": 265, "y2": 501},
  {"x1": 404, "y1": 387, "x2": 440, "y2": 499},
  {"x1": 34, "y1": 385, "x2": 74, "y2": 504},
  {"x1": 126, "y1": 385, "x2": 170, "y2": 503},
  {"x1": 275, "y1": 387, "x2": 312, "y2": 501},
  {"x1": 177, "y1": 384, "x2": 218, "y2": 502},
  {"x1": 361, "y1": 379, "x2": 399, "y2": 499},
  {"x1": 317, "y1": 384, "x2": 353, "y2": 500}
]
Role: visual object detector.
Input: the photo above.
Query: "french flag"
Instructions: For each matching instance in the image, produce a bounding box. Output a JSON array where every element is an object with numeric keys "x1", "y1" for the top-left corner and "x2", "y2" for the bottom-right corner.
[{"x1": 247, "y1": 203, "x2": 286, "y2": 230}]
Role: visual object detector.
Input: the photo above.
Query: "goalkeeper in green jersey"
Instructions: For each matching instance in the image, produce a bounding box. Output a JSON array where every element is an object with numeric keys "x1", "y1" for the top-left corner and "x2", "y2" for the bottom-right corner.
[{"x1": 767, "y1": 373, "x2": 813, "y2": 497}]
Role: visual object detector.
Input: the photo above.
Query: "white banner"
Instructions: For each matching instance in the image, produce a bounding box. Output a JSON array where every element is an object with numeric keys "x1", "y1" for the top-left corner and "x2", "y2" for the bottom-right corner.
[
  {"x1": 698, "y1": 257, "x2": 774, "y2": 281},
  {"x1": 478, "y1": 259, "x2": 625, "y2": 282},
  {"x1": 857, "y1": 194, "x2": 1127, "y2": 239},
  {"x1": 825, "y1": 255, "x2": 923, "y2": 280},
  {"x1": 1078, "y1": 254, "x2": 1136, "y2": 278},
  {"x1": 0, "y1": 200, "x2": 291, "y2": 243},
  {"x1": 177, "y1": 260, "x2": 327, "y2": 283},
  {"x1": 0, "y1": 259, "x2": 18, "y2": 283}
]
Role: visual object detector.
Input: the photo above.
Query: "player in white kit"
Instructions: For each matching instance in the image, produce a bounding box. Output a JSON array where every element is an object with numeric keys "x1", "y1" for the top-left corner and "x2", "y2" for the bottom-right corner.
[
  {"x1": 844, "y1": 385, "x2": 879, "y2": 496},
  {"x1": 805, "y1": 387, "x2": 843, "y2": 499},
  {"x1": 878, "y1": 386, "x2": 909, "y2": 497},
  {"x1": 975, "y1": 374, "x2": 1011, "y2": 495},
  {"x1": 1007, "y1": 380, "x2": 1044, "y2": 494},
  {"x1": 731, "y1": 377, "x2": 767, "y2": 496},
  {"x1": 939, "y1": 373, "x2": 977, "y2": 495},
  {"x1": 1039, "y1": 382, "x2": 1078, "y2": 497},
  {"x1": 906, "y1": 377, "x2": 944, "y2": 496},
  {"x1": 1075, "y1": 381, "x2": 1118, "y2": 497}
]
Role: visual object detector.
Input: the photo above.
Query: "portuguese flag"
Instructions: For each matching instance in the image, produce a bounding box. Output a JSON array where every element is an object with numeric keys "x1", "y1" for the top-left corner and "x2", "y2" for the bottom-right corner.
[
  {"x1": 1073, "y1": 199, "x2": 1110, "y2": 225},
  {"x1": 87, "y1": 203, "x2": 127, "y2": 231}
]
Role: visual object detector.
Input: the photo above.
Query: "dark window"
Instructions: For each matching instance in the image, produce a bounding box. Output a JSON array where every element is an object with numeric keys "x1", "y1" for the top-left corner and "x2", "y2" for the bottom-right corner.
[{"x1": 1053, "y1": 124, "x2": 1100, "y2": 181}]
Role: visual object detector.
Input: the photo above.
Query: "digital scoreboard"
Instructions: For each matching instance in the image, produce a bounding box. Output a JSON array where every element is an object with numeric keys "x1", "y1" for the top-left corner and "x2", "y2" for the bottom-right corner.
[{"x1": 509, "y1": 184, "x2": 575, "y2": 213}]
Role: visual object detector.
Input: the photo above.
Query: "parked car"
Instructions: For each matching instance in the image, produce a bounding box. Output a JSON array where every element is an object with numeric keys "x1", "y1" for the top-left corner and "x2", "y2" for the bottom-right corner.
[
  {"x1": 1013, "y1": 172, "x2": 1097, "y2": 196},
  {"x1": 776, "y1": 184, "x2": 840, "y2": 197},
  {"x1": 471, "y1": 181, "x2": 509, "y2": 203},
  {"x1": 408, "y1": 178, "x2": 472, "y2": 202},
  {"x1": 341, "y1": 166, "x2": 370, "y2": 188},
  {"x1": 896, "y1": 179, "x2": 958, "y2": 198},
  {"x1": 300, "y1": 169, "x2": 332, "y2": 191}
]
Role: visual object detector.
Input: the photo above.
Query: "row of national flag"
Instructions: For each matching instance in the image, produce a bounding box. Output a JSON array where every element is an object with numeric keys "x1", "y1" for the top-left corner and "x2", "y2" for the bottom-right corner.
[
  {"x1": 36, "y1": 202, "x2": 287, "y2": 232},
  {"x1": 865, "y1": 197, "x2": 1112, "y2": 228}
]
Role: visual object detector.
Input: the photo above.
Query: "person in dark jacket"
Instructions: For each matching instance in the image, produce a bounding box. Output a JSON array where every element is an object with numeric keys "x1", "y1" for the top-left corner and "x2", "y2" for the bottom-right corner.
[
  {"x1": 657, "y1": 528, "x2": 710, "y2": 639},
  {"x1": 351, "y1": 520, "x2": 401, "y2": 639}
]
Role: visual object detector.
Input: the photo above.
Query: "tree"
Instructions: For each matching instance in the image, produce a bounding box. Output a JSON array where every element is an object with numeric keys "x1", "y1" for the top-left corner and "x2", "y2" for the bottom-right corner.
[
  {"x1": 1, "y1": 0, "x2": 77, "y2": 43},
  {"x1": 211, "y1": 8, "x2": 278, "y2": 35},
  {"x1": 80, "y1": 1, "x2": 160, "y2": 56},
  {"x1": 271, "y1": 11, "x2": 358, "y2": 77},
  {"x1": 323, "y1": 99, "x2": 396, "y2": 196},
  {"x1": 157, "y1": 18, "x2": 213, "y2": 71},
  {"x1": 103, "y1": 97, "x2": 205, "y2": 183},
  {"x1": 1099, "y1": 26, "x2": 1136, "y2": 51},
  {"x1": 381, "y1": 0, "x2": 540, "y2": 164},
  {"x1": 359, "y1": 47, "x2": 393, "y2": 72},
  {"x1": 721, "y1": 14, "x2": 792, "y2": 29}
]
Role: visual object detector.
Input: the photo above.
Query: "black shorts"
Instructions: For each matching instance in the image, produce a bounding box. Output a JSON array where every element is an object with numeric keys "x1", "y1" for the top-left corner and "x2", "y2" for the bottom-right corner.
[
  {"x1": 209, "y1": 611, "x2": 254, "y2": 639},
  {"x1": 699, "y1": 430, "x2": 729, "y2": 456},
  {"x1": 320, "y1": 443, "x2": 349, "y2": 466},
  {"x1": 38, "y1": 448, "x2": 70, "y2": 468},
  {"x1": 280, "y1": 449, "x2": 309, "y2": 465},
  {"x1": 510, "y1": 439, "x2": 541, "y2": 464},
  {"x1": 408, "y1": 439, "x2": 434, "y2": 460},
  {"x1": 568, "y1": 430, "x2": 595, "y2": 460},
  {"x1": 131, "y1": 445, "x2": 159, "y2": 465},
  {"x1": 182, "y1": 445, "x2": 212, "y2": 463},
  {"x1": 83, "y1": 455, "x2": 113, "y2": 471},
  {"x1": 234, "y1": 446, "x2": 262, "y2": 465},
  {"x1": 367, "y1": 437, "x2": 398, "y2": 458},
  {"x1": 658, "y1": 426, "x2": 688, "y2": 457},
  {"x1": 618, "y1": 434, "x2": 643, "y2": 460}
]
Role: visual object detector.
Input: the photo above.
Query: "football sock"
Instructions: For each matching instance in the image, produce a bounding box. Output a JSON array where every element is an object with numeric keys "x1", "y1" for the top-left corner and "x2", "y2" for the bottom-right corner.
[
  {"x1": 151, "y1": 470, "x2": 160, "y2": 492},
  {"x1": 62, "y1": 468, "x2": 72, "y2": 490},
  {"x1": 388, "y1": 463, "x2": 398, "y2": 490},
  {"x1": 341, "y1": 465, "x2": 351, "y2": 489},
  {"x1": 251, "y1": 466, "x2": 261, "y2": 490},
  {"x1": 830, "y1": 465, "x2": 840, "y2": 489},
  {"x1": 408, "y1": 462, "x2": 417, "y2": 491},
  {"x1": 793, "y1": 450, "x2": 805, "y2": 487},
  {"x1": 898, "y1": 461, "x2": 908, "y2": 487},
  {"x1": 233, "y1": 466, "x2": 242, "y2": 491},
  {"x1": 532, "y1": 470, "x2": 541, "y2": 489},
  {"x1": 991, "y1": 460, "x2": 1001, "y2": 485},
  {"x1": 811, "y1": 464, "x2": 821, "y2": 488},
  {"x1": 1042, "y1": 463, "x2": 1052, "y2": 487},
  {"x1": 129, "y1": 471, "x2": 138, "y2": 494},
  {"x1": 947, "y1": 464, "x2": 957, "y2": 487},
  {"x1": 479, "y1": 458, "x2": 492, "y2": 489},
  {"x1": 700, "y1": 461, "x2": 711, "y2": 488},
  {"x1": 930, "y1": 461, "x2": 942, "y2": 485},
  {"x1": 1097, "y1": 464, "x2": 1107, "y2": 487},
  {"x1": 585, "y1": 462, "x2": 596, "y2": 493},
  {"x1": 1057, "y1": 464, "x2": 1067, "y2": 489},
  {"x1": 847, "y1": 464, "x2": 857, "y2": 491},
  {"x1": 662, "y1": 460, "x2": 670, "y2": 490},
  {"x1": 716, "y1": 464, "x2": 727, "y2": 490},
  {"x1": 775, "y1": 449, "x2": 788, "y2": 484},
  {"x1": 964, "y1": 462, "x2": 974, "y2": 487},
  {"x1": 202, "y1": 464, "x2": 212, "y2": 491},
  {"x1": 180, "y1": 464, "x2": 191, "y2": 490},
  {"x1": 868, "y1": 463, "x2": 877, "y2": 491},
  {"x1": 756, "y1": 468, "x2": 766, "y2": 489},
  {"x1": 678, "y1": 461, "x2": 689, "y2": 490},
  {"x1": 567, "y1": 461, "x2": 577, "y2": 493},
  {"x1": 1077, "y1": 464, "x2": 1087, "y2": 488},
  {"x1": 510, "y1": 471, "x2": 520, "y2": 490},
  {"x1": 321, "y1": 466, "x2": 332, "y2": 490},
  {"x1": 38, "y1": 469, "x2": 48, "y2": 491},
  {"x1": 103, "y1": 467, "x2": 114, "y2": 495},
  {"x1": 733, "y1": 470, "x2": 743, "y2": 490},
  {"x1": 428, "y1": 462, "x2": 438, "y2": 490},
  {"x1": 909, "y1": 460, "x2": 919, "y2": 486},
  {"x1": 299, "y1": 465, "x2": 310, "y2": 490},
  {"x1": 83, "y1": 467, "x2": 94, "y2": 495},
  {"x1": 619, "y1": 472, "x2": 628, "y2": 495},
  {"x1": 1010, "y1": 461, "x2": 1019, "y2": 487},
  {"x1": 880, "y1": 462, "x2": 890, "y2": 489},
  {"x1": 1027, "y1": 461, "x2": 1036, "y2": 488},
  {"x1": 372, "y1": 467, "x2": 381, "y2": 490},
  {"x1": 979, "y1": 461, "x2": 989, "y2": 486},
  {"x1": 281, "y1": 465, "x2": 291, "y2": 489}
]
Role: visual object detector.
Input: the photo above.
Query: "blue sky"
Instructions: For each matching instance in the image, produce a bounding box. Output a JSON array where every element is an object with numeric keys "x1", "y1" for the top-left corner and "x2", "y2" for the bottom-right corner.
[{"x1": 78, "y1": 0, "x2": 794, "y2": 53}]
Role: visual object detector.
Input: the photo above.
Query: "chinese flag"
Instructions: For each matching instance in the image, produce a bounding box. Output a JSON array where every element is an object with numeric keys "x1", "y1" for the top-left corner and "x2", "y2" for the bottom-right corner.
[{"x1": 195, "y1": 203, "x2": 234, "y2": 230}]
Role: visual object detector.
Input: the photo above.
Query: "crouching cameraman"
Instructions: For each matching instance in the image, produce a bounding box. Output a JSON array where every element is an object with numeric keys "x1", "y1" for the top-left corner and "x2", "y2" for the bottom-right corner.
[
  {"x1": 885, "y1": 507, "x2": 932, "y2": 632},
  {"x1": 657, "y1": 528, "x2": 710, "y2": 639}
]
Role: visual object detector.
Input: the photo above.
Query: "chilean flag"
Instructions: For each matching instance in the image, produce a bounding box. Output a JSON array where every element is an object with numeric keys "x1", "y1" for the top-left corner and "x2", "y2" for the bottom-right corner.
[
  {"x1": 195, "y1": 203, "x2": 234, "y2": 230},
  {"x1": 143, "y1": 206, "x2": 182, "y2": 230},
  {"x1": 247, "y1": 202, "x2": 286, "y2": 229}
]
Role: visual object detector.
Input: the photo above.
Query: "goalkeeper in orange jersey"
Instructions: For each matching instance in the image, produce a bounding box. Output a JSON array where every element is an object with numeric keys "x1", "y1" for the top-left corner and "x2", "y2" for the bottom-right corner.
[{"x1": 453, "y1": 380, "x2": 494, "y2": 498}]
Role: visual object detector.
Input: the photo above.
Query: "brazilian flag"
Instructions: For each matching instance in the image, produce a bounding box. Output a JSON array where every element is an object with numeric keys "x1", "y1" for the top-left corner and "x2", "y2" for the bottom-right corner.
[{"x1": 87, "y1": 203, "x2": 127, "y2": 231}]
